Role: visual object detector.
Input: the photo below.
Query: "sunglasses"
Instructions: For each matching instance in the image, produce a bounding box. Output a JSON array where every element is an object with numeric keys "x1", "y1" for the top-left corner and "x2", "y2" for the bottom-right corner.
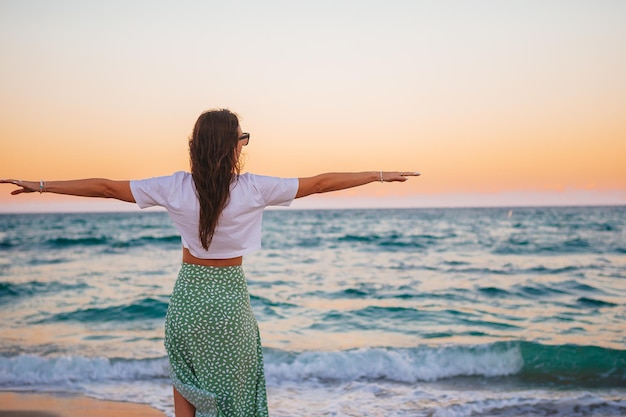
[{"x1": 238, "y1": 133, "x2": 250, "y2": 146}]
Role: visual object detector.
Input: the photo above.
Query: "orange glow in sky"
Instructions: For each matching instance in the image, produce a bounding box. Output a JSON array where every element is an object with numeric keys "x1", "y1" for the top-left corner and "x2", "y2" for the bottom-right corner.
[{"x1": 1, "y1": 1, "x2": 625, "y2": 211}]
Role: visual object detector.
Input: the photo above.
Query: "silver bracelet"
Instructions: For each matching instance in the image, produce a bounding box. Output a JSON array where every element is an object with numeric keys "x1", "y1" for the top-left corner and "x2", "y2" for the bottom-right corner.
[
  {"x1": 379, "y1": 171, "x2": 384, "y2": 183},
  {"x1": 39, "y1": 180, "x2": 45, "y2": 194}
]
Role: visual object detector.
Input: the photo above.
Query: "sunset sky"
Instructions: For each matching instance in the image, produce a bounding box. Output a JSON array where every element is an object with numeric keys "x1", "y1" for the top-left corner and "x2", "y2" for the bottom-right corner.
[{"x1": 1, "y1": 0, "x2": 625, "y2": 212}]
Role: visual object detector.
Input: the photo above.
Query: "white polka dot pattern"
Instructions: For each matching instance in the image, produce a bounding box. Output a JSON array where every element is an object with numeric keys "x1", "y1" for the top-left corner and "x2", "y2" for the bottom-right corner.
[{"x1": 165, "y1": 263, "x2": 269, "y2": 417}]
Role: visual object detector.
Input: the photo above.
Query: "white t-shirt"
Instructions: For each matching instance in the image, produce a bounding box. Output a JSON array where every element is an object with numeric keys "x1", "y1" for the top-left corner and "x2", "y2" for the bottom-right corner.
[{"x1": 130, "y1": 171, "x2": 299, "y2": 258}]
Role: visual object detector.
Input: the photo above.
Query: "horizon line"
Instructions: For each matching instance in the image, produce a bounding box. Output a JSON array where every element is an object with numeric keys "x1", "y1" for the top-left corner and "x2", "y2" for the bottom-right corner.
[{"x1": 1, "y1": 189, "x2": 624, "y2": 214}]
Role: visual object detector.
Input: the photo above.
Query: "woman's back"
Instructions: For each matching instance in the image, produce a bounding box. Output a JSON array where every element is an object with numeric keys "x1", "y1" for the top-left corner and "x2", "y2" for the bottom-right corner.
[{"x1": 130, "y1": 171, "x2": 298, "y2": 259}]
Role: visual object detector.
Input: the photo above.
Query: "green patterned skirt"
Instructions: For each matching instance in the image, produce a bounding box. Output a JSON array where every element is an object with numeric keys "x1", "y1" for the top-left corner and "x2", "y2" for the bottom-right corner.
[{"x1": 165, "y1": 263, "x2": 269, "y2": 417}]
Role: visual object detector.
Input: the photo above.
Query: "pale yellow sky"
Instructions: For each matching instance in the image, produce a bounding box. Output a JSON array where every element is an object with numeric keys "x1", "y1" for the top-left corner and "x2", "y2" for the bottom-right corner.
[{"x1": 1, "y1": 0, "x2": 625, "y2": 211}]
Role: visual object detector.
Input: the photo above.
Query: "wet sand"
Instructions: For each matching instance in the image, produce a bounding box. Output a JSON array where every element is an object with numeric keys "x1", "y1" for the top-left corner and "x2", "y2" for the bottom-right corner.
[{"x1": 0, "y1": 392, "x2": 166, "y2": 417}]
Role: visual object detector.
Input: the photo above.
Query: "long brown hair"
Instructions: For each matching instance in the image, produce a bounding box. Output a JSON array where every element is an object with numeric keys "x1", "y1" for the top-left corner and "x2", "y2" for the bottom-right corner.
[{"x1": 189, "y1": 109, "x2": 241, "y2": 250}]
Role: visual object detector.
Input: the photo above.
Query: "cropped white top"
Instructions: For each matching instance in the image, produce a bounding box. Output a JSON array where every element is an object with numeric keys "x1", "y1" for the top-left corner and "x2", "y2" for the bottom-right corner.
[{"x1": 130, "y1": 171, "x2": 299, "y2": 258}]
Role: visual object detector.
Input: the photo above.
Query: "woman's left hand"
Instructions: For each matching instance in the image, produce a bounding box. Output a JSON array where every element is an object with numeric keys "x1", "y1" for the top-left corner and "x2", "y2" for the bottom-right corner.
[{"x1": 0, "y1": 179, "x2": 38, "y2": 195}]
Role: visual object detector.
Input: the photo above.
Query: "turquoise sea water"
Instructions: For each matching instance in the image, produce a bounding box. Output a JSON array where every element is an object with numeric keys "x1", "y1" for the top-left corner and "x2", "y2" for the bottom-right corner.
[{"x1": 0, "y1": 206, "x2": 625, "y2": 416}]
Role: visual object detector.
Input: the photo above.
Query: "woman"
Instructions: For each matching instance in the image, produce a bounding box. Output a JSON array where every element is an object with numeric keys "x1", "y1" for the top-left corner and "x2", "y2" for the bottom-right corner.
[{"x1": 1, "y1": 109, "x2": 419, "y2": 417}]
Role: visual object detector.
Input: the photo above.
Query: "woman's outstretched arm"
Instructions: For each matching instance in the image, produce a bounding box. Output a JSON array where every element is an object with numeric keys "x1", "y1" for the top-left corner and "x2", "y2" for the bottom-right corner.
[
  {"x1": 0, "y1": 179, "x2": 135, "y2": 203},
  {"x1": 296, "y1": 171, "x2": 419, "y2": 199}
]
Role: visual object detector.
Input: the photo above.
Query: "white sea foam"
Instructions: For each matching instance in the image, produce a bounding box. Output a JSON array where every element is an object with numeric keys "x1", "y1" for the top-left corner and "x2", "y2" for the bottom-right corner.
[
  {"x1": 0, "y1": 343, "x2": 522, "y2": 388},
  {"x1": 264, "y1": 343, "x2": 524, "y2": 384},
  {"x1": 1, "y1": 348, "x2": 624, "y2": 417},
  {"x1": 0, "y1": 354, "x2": 169, "y2": 386},
  {"x1": 267, "y1": 383, "x2": 626, "y2": 417},
  {"x1": 429, "y1": 391, "x2": 626, "y2": 417}
]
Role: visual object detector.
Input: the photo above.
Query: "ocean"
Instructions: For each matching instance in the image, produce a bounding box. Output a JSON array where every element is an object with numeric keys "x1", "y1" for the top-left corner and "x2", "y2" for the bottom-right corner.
[{"x1": 0, "y1": 206, "x2": 625, "y2": 416}]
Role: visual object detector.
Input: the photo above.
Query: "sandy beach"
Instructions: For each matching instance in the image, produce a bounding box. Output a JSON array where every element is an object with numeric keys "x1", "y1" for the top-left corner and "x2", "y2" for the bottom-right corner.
[{"x1": 0, "y1": 392, "x2": 166, "y2": 417}]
